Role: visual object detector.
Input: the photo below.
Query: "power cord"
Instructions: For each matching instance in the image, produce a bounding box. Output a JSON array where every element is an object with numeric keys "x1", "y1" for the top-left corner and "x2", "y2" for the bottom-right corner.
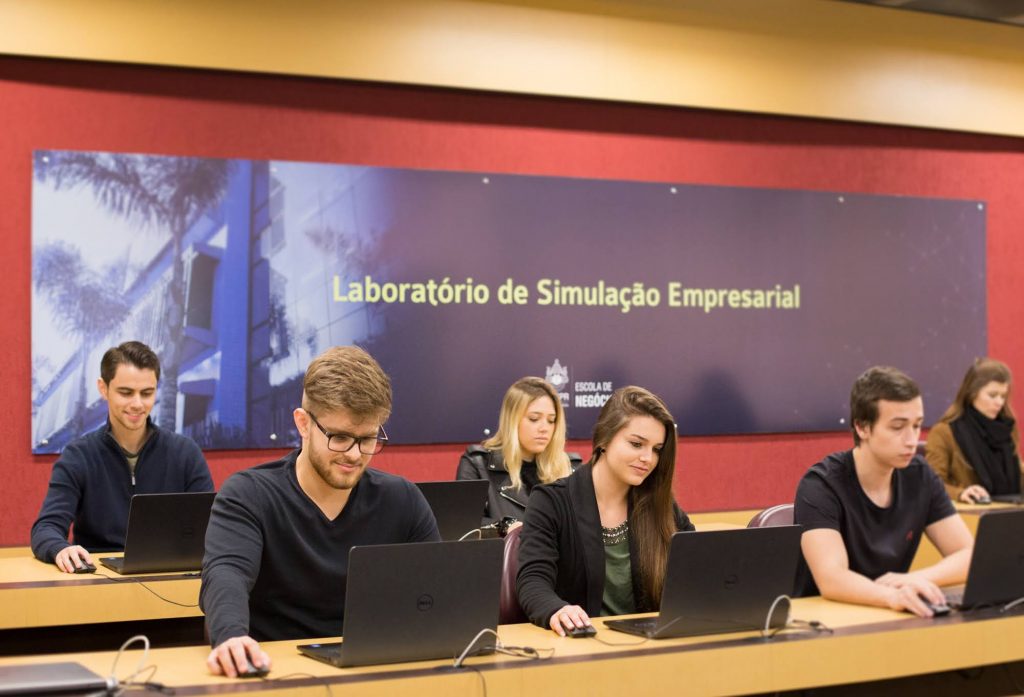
[
  {"x1": 592, "y1": 632, "x2": 648, "y2": 646},
  {"x1": 761, "y1": 595, "x2": 791, "y2": 635},
  {"x1": 458, "y1": 529, "x2": 484, "y2": 541},
  {"x1": 1000, "y1": 596, "x2": 1024, "y2": 613},
  {"x1": 253, "y1": 672, "x2": 337, "y2": 697},
  {"x1": 452, "y1": 628, "x2": 554, "y2": 668},
  {"x1": 94, "y1": 634, "x2": 174, "y2": 695},
  {"x1": 94, "y1": 570, "x2": 199, "y2": 608},
  {"x1": 452, "y1": 628, "x2": 553, "y2": 697}
]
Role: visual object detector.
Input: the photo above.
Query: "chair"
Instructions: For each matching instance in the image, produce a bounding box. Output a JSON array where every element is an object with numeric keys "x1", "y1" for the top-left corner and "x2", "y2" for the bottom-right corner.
[
  {"x1": 499, "y1": 525, "x2": 528, "y2": 624},
  {"x1": 746, "y1": 503, "x2": 794, "y2": 528}
]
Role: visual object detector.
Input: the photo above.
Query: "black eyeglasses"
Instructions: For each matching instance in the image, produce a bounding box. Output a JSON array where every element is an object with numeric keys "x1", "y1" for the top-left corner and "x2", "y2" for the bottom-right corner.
[{"x1": 306, "y1": 411, "x2": 388, "y2": 455}]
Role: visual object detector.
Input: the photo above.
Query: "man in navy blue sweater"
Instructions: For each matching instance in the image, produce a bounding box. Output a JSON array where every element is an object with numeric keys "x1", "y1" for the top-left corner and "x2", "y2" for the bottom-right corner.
[
  {"x1": 200, "y1": 346, "x2": 439, "y2": 678},
  {"x1": 31, "y1": 341, "x2": 213, "y2": 573}
]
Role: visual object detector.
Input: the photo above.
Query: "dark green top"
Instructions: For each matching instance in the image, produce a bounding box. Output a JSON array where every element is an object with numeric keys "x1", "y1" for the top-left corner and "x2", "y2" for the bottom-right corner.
[{"x1": 600, "y1": 534, "x2": 635, "y2": 616}]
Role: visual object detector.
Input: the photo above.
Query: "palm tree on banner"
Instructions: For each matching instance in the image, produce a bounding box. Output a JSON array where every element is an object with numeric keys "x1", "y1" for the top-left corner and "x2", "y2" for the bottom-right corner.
[
  {"x1": 34, "y1": 151, "x2": 233, "y2": 432},
  {"x1": 33, "y1": 242, "x2": 131, "y2": 438}
]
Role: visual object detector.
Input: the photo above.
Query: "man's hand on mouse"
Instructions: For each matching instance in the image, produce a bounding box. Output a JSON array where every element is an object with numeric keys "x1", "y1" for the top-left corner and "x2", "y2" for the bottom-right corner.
[
  {"x1": 55, "y1": 545, "x2": 94, "y2": 574},
  {"x1": 207, "y1": 635, "x2": 272, "y2": 678}
]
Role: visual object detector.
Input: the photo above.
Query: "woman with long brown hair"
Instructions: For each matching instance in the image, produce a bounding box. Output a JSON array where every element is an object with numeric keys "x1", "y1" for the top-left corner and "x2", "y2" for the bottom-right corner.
[
  {"x1": 926, "y1": 357, "x2": 1023, "y2": 503},
  {"x1": 515, "y1": 386, "x2": 693, "y2": 635}
]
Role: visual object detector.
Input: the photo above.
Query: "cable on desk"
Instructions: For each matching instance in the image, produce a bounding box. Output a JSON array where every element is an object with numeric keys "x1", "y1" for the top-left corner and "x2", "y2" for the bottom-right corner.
[
  {"x1": 1000, "y1": 595, "x2": 1024, "y2": 613},
  {"x1": 761, "y1": 594, "x2": 792, "y2": 636},
  {"x1": 94, "y1": 570, "x2": 199, "y2": 608},
  {"x1": 458, "y1": 528, "x2": 484, "y2": 541},
  {"x1": 452, "y1": 627, "x2": 554, "y2": 669},
  {"x1": 592, "y1": 632, "x2": 648, "y2": 647}
]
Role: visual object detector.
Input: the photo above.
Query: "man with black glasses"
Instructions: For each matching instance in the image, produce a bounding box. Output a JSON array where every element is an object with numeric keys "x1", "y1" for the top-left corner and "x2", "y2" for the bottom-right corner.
[{"x1": 201, "y1": 346, "x2": 439, "y2": 677}]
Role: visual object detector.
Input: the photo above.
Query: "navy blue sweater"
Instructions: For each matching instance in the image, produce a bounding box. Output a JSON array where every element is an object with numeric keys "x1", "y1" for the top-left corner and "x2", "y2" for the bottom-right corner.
[
  {"x1": 200, "y1": 450, "x2": 440, "y2": 646},
  {"x1": 31, "y1": 420, "x2": 214, "y2": 562}
]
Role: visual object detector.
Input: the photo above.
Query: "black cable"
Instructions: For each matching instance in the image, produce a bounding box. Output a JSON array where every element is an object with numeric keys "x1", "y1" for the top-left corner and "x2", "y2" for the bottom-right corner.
[
  {"x1": 1004, "y1": 663, "x2": 1024, "y2": 694},
  {"x1": 94, "y1": 570, "x2": 199, "y2": 608},
  {"x1": 762, "y1": 618, "x2": 833, "y2": 640},
  {"x1": 466, "y1": 665, "x2": 487, "y2": 697},
  {"x1": 592, "y1": 633, "x2": 648, "y2": 647}
]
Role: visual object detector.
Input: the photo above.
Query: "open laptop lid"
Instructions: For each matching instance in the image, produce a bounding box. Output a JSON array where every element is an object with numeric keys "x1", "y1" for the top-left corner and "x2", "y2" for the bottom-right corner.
[
  {"x1": 416, "y1": 480, "x2": 490, "y2": 541},
  {"x1": 99, "y1": 492, "x2": 215, "y2": 574},
  {"x1": 0, "y1": 662, "x2": 110, "y2": 695},
  {"x1": 609, "y1": 525, "x2": 801, "y2": 639},
  {"x1": 299, "y1": 539, "x2": 503, "y2": 668},
  {"x1": 960, "y1": 509, "x2": 1024, "y2": 609}
]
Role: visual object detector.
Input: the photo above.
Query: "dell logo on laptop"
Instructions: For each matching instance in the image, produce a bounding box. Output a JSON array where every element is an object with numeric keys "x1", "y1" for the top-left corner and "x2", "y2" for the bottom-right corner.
[{"x1": 416, "y1": 594, "x2": 434, "y2": 611}]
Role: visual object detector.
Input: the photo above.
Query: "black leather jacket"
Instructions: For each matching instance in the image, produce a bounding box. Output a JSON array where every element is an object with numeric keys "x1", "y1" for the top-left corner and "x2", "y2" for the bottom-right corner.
[{"x1": 455, "y1": 446, "x2": 582, "y2": 527}]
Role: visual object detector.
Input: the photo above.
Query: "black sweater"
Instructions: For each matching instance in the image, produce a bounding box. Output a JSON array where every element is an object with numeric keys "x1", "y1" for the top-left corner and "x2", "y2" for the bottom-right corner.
[
  {"x1": 31, "y1": 420, "x2": 213, "y2": 562},
  {"x1": 200, "y1": 450, "x2": 440, "y2": 646},
  {"x1": 515, "y1": 464, "x2": 694, "y2": 627}
]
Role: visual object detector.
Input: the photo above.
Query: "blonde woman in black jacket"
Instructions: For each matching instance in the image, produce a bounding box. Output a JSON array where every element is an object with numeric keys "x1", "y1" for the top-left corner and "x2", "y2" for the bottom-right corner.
[{"x1": 456, "y1": 377, "x2": 576, "y2": 530}]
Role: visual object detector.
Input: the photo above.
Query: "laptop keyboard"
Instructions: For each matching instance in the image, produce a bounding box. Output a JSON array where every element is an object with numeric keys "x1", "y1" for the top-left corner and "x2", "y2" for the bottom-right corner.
[
  {"x1": 608, "y1": 617, "x2": 658, "y2": 632},
  {"x1": 943, "y1": 590, "x2": 964, "y2": 607}
]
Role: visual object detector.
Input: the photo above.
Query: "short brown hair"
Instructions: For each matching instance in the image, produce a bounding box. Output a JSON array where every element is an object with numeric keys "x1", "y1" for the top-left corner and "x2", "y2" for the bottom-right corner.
[
  {"x1": 301, "y1": 346, "x2": 392, "y2": 422},
  {"x1": 849, "y1": 366, "x2": 920, "y2": 445},
  {"x1": 100, "y1": 341, "x2": 161, "y2": 384}
]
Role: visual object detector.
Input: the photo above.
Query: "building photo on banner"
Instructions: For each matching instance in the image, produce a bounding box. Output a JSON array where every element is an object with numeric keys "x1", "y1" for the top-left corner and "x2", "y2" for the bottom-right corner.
[{"x1": 31, "y1": 149, "x2": 986, "y2": 453}]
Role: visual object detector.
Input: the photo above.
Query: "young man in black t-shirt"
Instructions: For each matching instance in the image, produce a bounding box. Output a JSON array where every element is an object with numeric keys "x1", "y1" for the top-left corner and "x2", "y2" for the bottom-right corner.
[{"x1": 794, "y1": 366, "x2": 973, "y2": 617}]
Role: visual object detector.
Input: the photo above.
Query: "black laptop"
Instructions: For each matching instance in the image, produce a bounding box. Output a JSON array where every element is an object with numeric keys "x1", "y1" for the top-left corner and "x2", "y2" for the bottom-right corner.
[
  {"x1": 98, "y1": 492, "x2": 216, "y2": 574},
  {"x1": 606, "y1": 525, "x2": 802, "y2": 639},
  {"x1": 416, "y1": 480, "x2": 490, "y2": 541},
  {"x1": 298, "y1": 539, "x2": 503, "y2": 668},
  {"x1": 0, "y1": 662, "x2": 110, "y2": 696},
  {"x1": 989, "y1": 494, "x2": 1023, "y2": 504},
  {"x1": 944, "y1": 508, "x2": 1024, "y2": 610}
]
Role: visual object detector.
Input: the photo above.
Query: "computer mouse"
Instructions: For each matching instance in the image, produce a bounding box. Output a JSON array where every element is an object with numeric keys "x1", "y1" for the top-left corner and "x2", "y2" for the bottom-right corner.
[
  {"x1": 73, "y1": 562, "x2": 96, "y2": 574},
  {"x1": 922, "y1": 599, "x2": 952, "y2": 617},
  {"x1": 237, "y1": 659, "x2": 269, "y2": 678},
  {"x1": 975, "y1": 495, "x2": 992, "y2": 505},
  {"x1": 565, "y1": 624, "x2": 597, "y2": 638}
]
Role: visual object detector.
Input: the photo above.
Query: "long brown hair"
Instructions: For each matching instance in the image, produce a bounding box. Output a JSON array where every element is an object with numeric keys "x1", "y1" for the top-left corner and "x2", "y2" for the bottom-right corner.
[
  {"x1": 590, "y1": 386, "x2": 677, "y2": 606},
  {"x1": 938, "y1": 357, "x2": 1019, "y2": 441}
]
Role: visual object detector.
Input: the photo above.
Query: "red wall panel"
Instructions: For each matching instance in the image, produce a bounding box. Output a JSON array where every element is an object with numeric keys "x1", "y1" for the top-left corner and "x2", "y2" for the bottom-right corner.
[{"x1": 2, "y1": 57, "x2": 1022, "y2": 545}]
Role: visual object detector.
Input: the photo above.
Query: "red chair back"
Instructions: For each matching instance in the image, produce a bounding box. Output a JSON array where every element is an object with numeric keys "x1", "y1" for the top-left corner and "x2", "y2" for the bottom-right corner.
[
  {"x1": 747, "y1": 503, "x2": 794, "y2": 528},
  {"x1": 499, "y1": 525, "x2": 528, "y2": 624}
]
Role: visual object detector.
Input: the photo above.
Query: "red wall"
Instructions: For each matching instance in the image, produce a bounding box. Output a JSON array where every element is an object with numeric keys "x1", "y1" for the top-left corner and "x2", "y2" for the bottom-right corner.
[{"x1": 3, "y1": 57, "x2": 1022, "y2": 545}]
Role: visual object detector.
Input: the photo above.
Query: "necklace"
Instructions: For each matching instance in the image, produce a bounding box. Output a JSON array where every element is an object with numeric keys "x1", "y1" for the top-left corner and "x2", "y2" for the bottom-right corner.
[{"x1": 601, "y1": 520, "x2": 629, "y2": 545}]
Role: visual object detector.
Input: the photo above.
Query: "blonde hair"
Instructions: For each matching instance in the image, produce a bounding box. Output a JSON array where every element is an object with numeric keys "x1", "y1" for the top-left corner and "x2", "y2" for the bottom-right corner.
[
  {"x1": 483, "y1": 377, "x2": 570, "y2": 490},
  {"x1": 301, "y1": 346, "x2": 392, "y2": 422}
]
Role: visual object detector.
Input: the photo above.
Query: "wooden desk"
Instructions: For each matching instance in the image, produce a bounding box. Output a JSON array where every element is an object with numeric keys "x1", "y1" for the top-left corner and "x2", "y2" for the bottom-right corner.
[
  {"x1": 2, "y1": 598, "x2": 1022, "y2": 696},
  {"x1": 689, "y1": 509, "x2": 760, "y2": 528},
  {"x1": 0, "y1": 554, "x2": 204, "y2": 654},
  {"x1": 0, "y1": 555, "x2": 202, "y2": 630}
]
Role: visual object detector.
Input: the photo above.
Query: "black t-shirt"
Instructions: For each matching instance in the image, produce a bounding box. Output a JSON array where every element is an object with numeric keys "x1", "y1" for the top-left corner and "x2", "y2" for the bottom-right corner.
[
  {"x1": 200, "y1": 450, "x2": 440, "y2": 646},
  {"x1": 520, "y1": 461, "x2": 540, "y2": 495},
  {"x1": 793, "y1": 450, "x2": 956, "y2": 597}
]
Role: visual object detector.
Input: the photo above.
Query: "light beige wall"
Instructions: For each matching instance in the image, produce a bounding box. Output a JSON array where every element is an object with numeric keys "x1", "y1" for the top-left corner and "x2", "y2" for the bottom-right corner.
[{"x1": 2, "y1": 0, "x2": 1023, "y2": 136}]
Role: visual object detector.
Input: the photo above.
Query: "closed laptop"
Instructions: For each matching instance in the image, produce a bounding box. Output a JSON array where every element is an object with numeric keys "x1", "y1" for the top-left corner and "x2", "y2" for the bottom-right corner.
[{"x1": 0, "y1": 662, "x2": 110, "y2": 696}]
